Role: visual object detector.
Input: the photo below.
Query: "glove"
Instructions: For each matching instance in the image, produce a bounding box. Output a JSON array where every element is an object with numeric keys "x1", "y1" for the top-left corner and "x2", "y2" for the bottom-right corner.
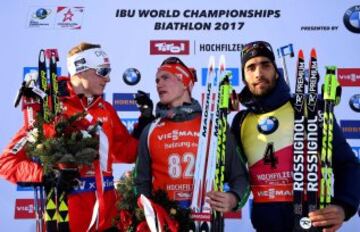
[
  {"x1": 132, "y1": 90, "x2": 155, "y2": 139},
  {"x1": 134, "y1": 90, "x2": 154, "y2": 118},
  {"x1": 56, "y1": 168, "x2": 80, "y2": 193}
]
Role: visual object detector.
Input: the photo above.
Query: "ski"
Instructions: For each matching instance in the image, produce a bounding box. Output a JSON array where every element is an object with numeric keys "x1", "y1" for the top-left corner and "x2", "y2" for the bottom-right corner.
[
  {"x1": 320, "y1": 66, "x2": 341, "y2": 209},
  {"x1": 191, "y1": 56, "x2": 216, "y2": 232},
  {"x1": 292, "y1": 49, "x2": 306, "y2": 231},
  {"x1": 38, "y1": 49, "x2": 51, "y2": 123},
  {"x1": 48, "y1": 49, "x2": 61, "y2": 116},
  {"x1": 306, "y1": 49, "x2": 320, "y2": 218}
]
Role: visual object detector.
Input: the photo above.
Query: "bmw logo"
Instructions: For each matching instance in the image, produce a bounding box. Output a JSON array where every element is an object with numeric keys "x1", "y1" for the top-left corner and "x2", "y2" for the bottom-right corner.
[
  {"x1": 349, "y1": 94, "x2": 360, "y2": 113},
  {"x1": 33, "y1": 8, "x2": 51, "y2": 20},
  {"x1": 343, "y1": 5, "x2": 360, "y2": 33},
  {"x1": 122, "y1": 68, "x2": 141, "y2": 86},
  {"x1": 257, "y1": 116, "x2": 279, "y2": 135}
]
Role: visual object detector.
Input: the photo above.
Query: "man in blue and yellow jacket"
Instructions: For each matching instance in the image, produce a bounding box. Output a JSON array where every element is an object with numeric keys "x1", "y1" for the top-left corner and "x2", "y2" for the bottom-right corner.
[{"x1": 231, "y1": 41, "x2": 360, "y2": 232}]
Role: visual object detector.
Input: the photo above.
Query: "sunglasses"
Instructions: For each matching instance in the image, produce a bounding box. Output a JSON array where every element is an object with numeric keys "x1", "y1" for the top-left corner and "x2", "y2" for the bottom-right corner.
[
  {"x1": 161, "y1": 57, "x2": 197, "y2": 82},
  {"x1": 95, "y1": 67, "x2": 111, "y2": 77},
  {"x1": 241, "y1": 41, "x2": 274, "y2": 59}
]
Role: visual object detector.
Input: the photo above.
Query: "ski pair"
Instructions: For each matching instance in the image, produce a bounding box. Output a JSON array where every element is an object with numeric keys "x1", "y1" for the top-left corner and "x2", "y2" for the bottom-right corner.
[
  {"x1": 39, "y1": 49, "x2": 71, "y2": 232},
  {"x1": 292, "y1": 49, "x2": 320, "y2": 231},
  {"x1": 292, "y1": 50, "x2": 341, "y2": 231},
  {"x1": 191, "y1": 55, "x2": 231, "y2": 232},
  {"x1": 319, "y1": 66, "x2": 341, "y2": 209}
]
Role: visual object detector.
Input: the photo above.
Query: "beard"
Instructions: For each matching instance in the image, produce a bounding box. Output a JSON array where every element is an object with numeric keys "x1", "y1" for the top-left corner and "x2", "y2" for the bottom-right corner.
[{"x1": 247, "y1": 75, "x2": 277, "y2": 97}]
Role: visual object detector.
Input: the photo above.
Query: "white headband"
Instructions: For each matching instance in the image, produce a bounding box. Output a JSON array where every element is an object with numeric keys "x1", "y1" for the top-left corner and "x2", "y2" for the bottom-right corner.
[{"x1": 67, "y1": 48, "x2": 110, "y2": 76}]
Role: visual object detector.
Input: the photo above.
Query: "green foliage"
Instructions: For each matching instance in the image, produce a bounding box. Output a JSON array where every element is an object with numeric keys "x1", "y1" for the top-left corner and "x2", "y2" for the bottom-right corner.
[{"x1": 26, "y1": 112, "x2": 100, "y2": 174}]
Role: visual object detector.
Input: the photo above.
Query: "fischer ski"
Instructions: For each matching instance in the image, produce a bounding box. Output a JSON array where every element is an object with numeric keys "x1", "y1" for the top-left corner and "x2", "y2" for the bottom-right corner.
[{"x1": 320, "y1": 66, "x2": 341, "y2": 209}]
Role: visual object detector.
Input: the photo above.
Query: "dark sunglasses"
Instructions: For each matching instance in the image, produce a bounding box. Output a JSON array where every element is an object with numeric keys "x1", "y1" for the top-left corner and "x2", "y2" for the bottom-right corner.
[
  {"x1": 95, "y1": 67, "x2": 111, "y2": 77},
  {"x1": 161, "y1": 57, "x2": 197, "y2": 82},
  {"x1": 241, "y1": 41, "x2": 274, "y2": 59}
]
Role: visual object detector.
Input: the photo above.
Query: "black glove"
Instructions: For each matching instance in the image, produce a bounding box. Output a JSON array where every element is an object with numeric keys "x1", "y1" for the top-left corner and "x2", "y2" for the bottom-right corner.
[
  {"x1": 134, "y1": 90, "x2": 154, "y2": 118},
  {"x1": 132, "y1": 90, "x2": 155, "y2": 139},
  {"x1": 56, "y1": 168, "x2": 80, "y2": 193}
]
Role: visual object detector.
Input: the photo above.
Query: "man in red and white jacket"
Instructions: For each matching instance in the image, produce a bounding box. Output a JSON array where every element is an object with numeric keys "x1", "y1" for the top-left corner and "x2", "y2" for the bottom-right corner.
[{"x1": 0, "y1": 42, "x2": 153, "y2": 232}]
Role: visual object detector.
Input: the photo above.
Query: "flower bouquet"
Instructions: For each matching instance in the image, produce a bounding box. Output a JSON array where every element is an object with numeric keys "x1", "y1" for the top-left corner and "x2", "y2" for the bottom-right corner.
[
  {"x1": 25, "y1": 112, "x2": 100, "y2": 174},
  {"x1": 114, "y1": 170, "x2": 194, "y2": 232}
]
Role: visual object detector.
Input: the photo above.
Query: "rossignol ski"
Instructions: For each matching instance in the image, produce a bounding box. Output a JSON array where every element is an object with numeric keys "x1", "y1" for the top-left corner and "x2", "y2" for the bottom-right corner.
[
  {"x1": 293, "y1": 49, "x2": 320, "y2": 231},
  {"x1": 320, "y1": 66, "x2": 341, "y2": 209},
  {"x1": 292, "y1": 49, "x2": 306, "y2": 231}
]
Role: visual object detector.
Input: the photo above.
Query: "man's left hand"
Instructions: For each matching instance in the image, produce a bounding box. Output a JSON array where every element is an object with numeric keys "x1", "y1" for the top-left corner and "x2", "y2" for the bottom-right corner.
[
  {"x1": 206, "y1": 191, "x2": 238, "y2": 213},
  {"x1": 308, "y1": 204, "x2": 345, "y2": 232}
]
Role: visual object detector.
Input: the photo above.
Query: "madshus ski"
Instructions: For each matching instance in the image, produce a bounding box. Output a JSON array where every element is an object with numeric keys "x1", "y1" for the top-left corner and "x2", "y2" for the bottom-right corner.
[
  {"x1": 293, "y1": 49, "x2": 320, "y2": 232},
  {"x1": 191, "y1": 55, "x2": 230, "y2": 232}
]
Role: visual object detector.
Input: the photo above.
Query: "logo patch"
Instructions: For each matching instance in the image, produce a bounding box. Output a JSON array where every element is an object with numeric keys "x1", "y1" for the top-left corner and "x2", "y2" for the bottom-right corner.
[
  {"x1": 257, "y1": 116, "x2": 279, "y2": 134},
  {"x1": 343, "y1": 5, "x2": 360, "y2": 33},
  {"x1": 349, "y1": 94, "x2": 360, "y2": 112},
  {"x1": 122, "y1": 68, "x2": 141, "y2": 85}
]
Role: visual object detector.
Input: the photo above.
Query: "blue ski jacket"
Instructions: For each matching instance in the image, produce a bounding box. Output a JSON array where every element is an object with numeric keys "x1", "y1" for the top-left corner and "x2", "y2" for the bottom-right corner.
[{"x1": 231, "y1": 76, "x2": 360, "y2": 231}]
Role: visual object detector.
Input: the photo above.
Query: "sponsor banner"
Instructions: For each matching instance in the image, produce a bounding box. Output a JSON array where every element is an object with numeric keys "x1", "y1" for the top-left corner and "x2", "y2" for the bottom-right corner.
[
  {"x1": 197, "y1": 42, "x2": 242, "y2": 53},
  {"x1": 27, "y1": 7, "x2": 55, "y2": 28},
  {"x1": 27, "y1": 6, "x2": 84, "y2": 30},
  {"x1": 337, "y1": 68, "x2": 360, "y2": 86},
  {"x1": 55, "y1": 7, "x2": 85, "y2": 30},
  {"x1": 113, "y1": 93, "x2": 138, "y2": 111},
  {"x1": 121, "y1": 118, "x2": 138, "y2": 133},
  {"x1": 343, "y1": 5, "x2": 360, "y2": 34},
  {"x1": 340, "y1": 120, "x2": 360, "y2": 139},
  {"x1": 201, "y1": 67, "x2": 239, "y2": 87},
  {"x1": 14, "y1": 199, "x2": 36, "y2": 219},
  {"x1": 16, "y1": 185, "x2": 34, "y2": 192},
  {"x1": 123, "y1": 68, "x2": 141, "y2": 86},
  {"x1": 224, "y1": 211, "x2": 242, "y2": 219},
  {"x1": 349, "y1": 94, "x2": 360, "y2": 113},
  {"x1": 150, "y1": 40, "x2": 190, "y2": 55},
  {"x1": 24, "y1": 67, "x2": 62, "y2": 80}
]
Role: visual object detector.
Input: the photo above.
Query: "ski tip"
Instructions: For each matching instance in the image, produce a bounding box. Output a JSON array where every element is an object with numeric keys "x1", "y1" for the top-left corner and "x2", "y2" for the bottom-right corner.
[
  {"x1": 310, "y1": 48, "x2": 317, "y2": 58},
  {"x1": 208, "y1": 56, "x2": 215, "y2": 72},
  {"x1": 298, "y1": 49, "x2": 304, "y2": 59},
  {"x1": 219, "y1": 54, "x2": 226, "y2": 71}
]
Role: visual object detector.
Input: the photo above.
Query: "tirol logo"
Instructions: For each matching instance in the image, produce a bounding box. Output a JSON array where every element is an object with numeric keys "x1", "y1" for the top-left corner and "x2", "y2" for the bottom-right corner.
[
  {"x1": 338, "y1": 68, "x2": 360, "y2": 86},
  {"x1": 122, "y1": 68, "x2": 141, "y2": 86},
  {"x1": 257, "y1": 116, "x2": 279, "y2": 135},
  {"x1": 14, "y1": 199, "x2": 36, "y2": 219},
  {"x1": 113, "y1": 93, "x2": 139, "y2": 112},
  {"x1": 150, "y1": 40, "x2": 190, "y2": 55},
  {"x1": 343, "y1": 6, "x2": 360, "y2": 33},
  {"x1": 340, "y1": 120, "x2": 360, "y2": 139},
  {"x1": 349, "y1": 94, "x2": 360, "y2": 112}
]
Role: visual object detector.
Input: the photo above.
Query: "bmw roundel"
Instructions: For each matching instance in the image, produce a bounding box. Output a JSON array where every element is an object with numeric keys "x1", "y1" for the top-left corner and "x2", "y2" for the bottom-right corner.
[
  {"x1": 33, "y1": 8, "x2": 51, "y2": 20},
  {"x1": 257, "y1": 116, "x2": 279, "y2": 135},
  {"x1": 343, "y1": 5, "x2": 360, "y2": 33},
  {"x1": 349, "y1": 94, "x2": 360, "y2": 112},
  {"x1": 122, "y1": 68, "x2": 141, "y2": 86}
]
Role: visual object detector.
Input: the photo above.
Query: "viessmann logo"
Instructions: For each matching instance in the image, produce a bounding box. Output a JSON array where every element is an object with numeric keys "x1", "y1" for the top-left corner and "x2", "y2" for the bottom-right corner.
[
  {"x1": 337, "y1": 68, "x2": 360, "y2": 86},
  {"x1": 150, "y1": 40, "x2": 190, "y2": 55}
]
